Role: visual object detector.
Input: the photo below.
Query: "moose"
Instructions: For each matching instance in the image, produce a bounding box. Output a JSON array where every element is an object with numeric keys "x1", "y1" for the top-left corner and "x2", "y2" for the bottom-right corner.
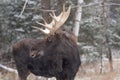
[{"x1": 12, "y1": 5, "x2": 81, "y2": 80}]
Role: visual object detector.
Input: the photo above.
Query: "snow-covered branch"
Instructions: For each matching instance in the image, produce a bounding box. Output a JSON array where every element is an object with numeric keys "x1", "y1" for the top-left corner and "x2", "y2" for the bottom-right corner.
[
  {"x1": 113, "y1": 33, "x2": 120, "y2": 40},
  {"x1": 0, "y1": 64, "x2": 17, "y2": 74},
  {"x1": 19, "y1": 0, "x2": 29, "y2": 16}
]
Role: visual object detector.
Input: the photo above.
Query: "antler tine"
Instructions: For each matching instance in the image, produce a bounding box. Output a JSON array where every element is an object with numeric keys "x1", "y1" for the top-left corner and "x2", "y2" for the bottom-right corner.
[
  {"x1": 32, "y1": 4, "x2": 71, "y2": 35},
  {"x1": 67, "y1": 5, "x2": 71, "y2": 14},
  {"x1": 49, "y1": 11, "x2": 62, "y2": 22},
  {"x1": 63, "y1": 4, "x2": 66, "y2": 12},
  {"x1": 42, "y1": 18, "x2": 47, "y2": 24},
  {"x1": 36, "y1": 21, "x2": 51, "y2": 30},
  {"x1": 51, "y1": 11, "x2": 56, "y2": 17},
  {"x1": 51, "y1": 5, "x2": 71, "y2": 32},
  {"x1": 32, "y1": 26, "x2": 50, "y2": 34}
]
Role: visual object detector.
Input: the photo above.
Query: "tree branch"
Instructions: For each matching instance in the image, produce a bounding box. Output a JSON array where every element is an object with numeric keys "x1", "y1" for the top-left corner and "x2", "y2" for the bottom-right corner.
[
  {"x1": 19, "y1": 0, "x2": 29, "y2": 16},
  {"x1": 0, "y1": 64, "x2": 17, "y2": 74}
]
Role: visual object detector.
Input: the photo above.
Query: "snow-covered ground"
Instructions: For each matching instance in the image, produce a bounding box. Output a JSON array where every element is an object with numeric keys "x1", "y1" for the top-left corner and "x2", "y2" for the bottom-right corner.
[
  {"x1": 0, "y1": 58, "x2": 120, "y2": 80},
  {"x1": 0, "y1": 49, "x2": 120, "y2": 80}
]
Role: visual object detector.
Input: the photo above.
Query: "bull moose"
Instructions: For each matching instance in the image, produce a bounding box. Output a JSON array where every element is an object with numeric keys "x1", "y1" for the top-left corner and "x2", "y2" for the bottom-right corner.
[{"x1": 12, "y1": 4, "x2": 81, "y2": 80}]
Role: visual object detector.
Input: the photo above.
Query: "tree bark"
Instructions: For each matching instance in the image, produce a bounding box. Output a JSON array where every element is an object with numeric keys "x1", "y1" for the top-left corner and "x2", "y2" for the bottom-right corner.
[
  {"x1": 106, "y1": 35, "x2": 113, "y2": 71},
  {"x1": 99, "y1": 46, "x2": 103, "y2": 74},
  {"x1": 102, "y1": 0, "x2": 113, "y2": 71},
  {"x1": 41, "y1": 0, "x2": 51, "y2": 23},
  {"x1": 41, "y1": 0, "x2": 66, "y2": 22},
  {"x1": 73, "y1": 0, "x2": 84, "y2": 41}
]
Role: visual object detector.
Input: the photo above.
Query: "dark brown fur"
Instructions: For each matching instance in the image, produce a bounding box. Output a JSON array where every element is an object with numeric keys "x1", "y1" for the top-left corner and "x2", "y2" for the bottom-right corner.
[
  {"x1": 12, "y1": 29, "x2": 81, "y2": 80},
  {"x1": 12, "y1": 38, "x2": 43, "y2": 80}
]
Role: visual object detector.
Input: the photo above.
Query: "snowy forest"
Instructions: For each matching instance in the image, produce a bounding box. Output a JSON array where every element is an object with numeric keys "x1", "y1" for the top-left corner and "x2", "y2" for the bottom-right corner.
[{"x1": 0, "y1": 0, "x2": 120, "y2": 80}]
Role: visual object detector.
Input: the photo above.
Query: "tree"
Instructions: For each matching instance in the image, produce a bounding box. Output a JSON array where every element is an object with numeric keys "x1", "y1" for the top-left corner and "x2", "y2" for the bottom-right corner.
[
  {"x1": 73, "y1": 0, "x2": 84, "y2": 41},
  {"x1": 101, "y1": 0, "x2": 113, "y2": 71},
  {"x1": 41, "y1": 0, "x2": 51, "y2": 23}
]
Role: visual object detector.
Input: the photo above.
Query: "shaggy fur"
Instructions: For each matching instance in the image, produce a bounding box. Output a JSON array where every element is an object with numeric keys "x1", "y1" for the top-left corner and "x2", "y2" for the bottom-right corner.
[{"x1": 12, "y1": 29, "x2": 81, "y2": 80}]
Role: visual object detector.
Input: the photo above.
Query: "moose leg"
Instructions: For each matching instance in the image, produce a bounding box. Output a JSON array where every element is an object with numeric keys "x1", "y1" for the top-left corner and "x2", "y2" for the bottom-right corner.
[
  {"x1": 56, "y1": 69, "x2": 76, "y2": 80},
  {"x1": 13, "y1": 55, "x2": 30, "y2": 80},
  {"x1": 12, "y1": 46, "x2": 30, "y2": 80},
  {"x1": 57, "y1": 77, "x2": 75, "y2": 80},
  {"x1": 16, "y1": 63, "x2": 30, "y2": 80}
]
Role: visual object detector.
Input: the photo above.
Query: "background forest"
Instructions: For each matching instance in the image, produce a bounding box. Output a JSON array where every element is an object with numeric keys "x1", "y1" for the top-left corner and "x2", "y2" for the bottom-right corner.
[{"x1": 0, "y1": 0, "x2": 120, "y2": 80}]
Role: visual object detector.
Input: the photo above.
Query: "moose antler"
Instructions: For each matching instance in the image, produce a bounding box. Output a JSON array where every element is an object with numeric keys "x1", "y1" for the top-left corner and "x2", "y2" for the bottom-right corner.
[{"x1": 32, "y1": 4, "x2": 71, "y2": 35}]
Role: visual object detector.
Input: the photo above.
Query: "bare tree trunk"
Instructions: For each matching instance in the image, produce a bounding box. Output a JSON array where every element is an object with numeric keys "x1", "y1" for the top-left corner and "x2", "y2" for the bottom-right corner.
[
  {"x1": 99, "y1": 46, "x2": 103, "y2": 74},
  {"x1": 41, "y1": 0, "x2": 51, "y2": 23},
  {"x1": 56, "y1": 0, "x2": 66, "y2": 14},
  {"x1": 105, "y1": 35, "x2": 113, "y2": 71},
  {"x1": 101, "y1": 0, "x2": 113, "y2": 71},
  {"x1": 73, "y1": 0, "x2": 84, "y2": 41}
]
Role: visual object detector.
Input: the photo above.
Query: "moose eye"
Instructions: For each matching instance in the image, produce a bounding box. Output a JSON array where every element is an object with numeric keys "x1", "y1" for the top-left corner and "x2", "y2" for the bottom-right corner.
[{"x1": 30, "y1": 50, "x2": 38, "y2": 58}]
